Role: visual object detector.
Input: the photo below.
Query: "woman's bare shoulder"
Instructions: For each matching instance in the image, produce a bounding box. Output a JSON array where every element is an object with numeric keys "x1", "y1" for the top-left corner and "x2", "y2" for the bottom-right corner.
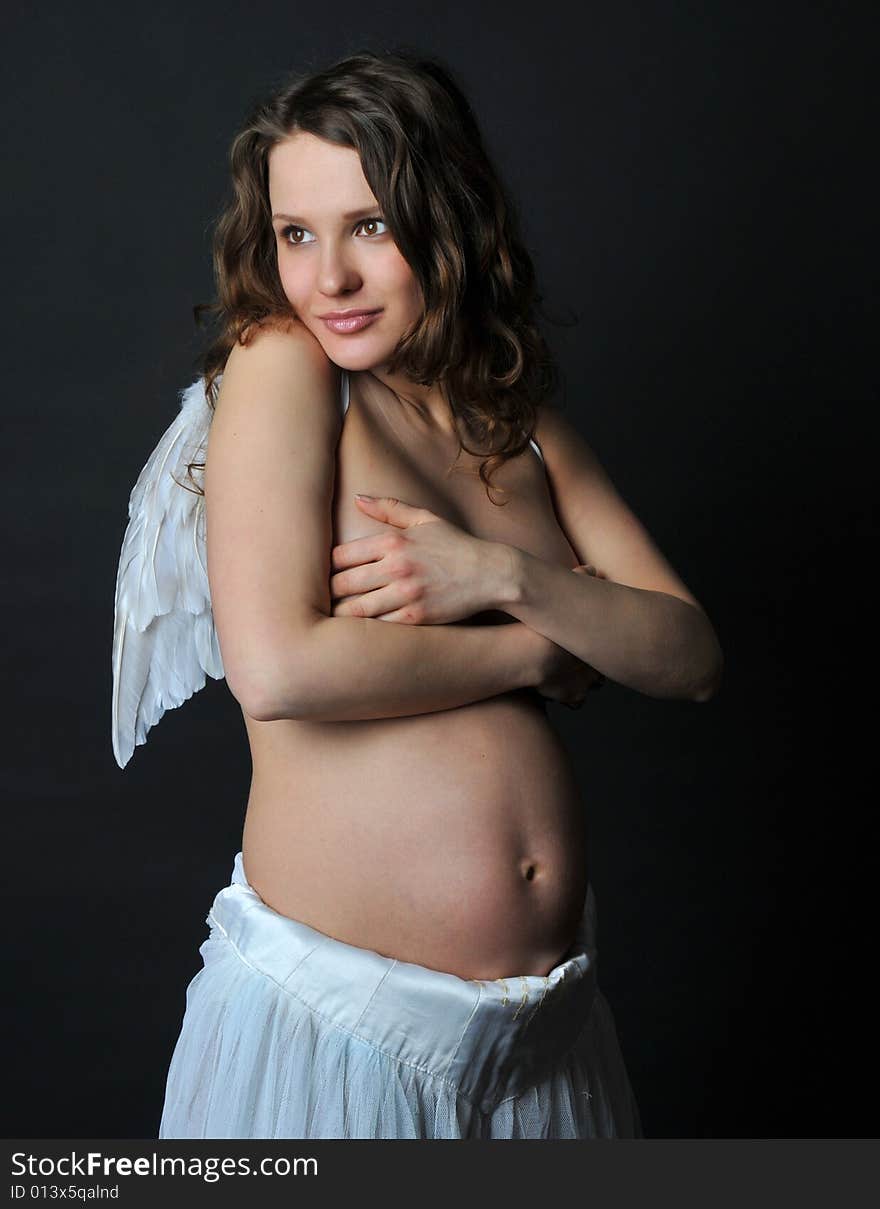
[
  {"x1": 216, "y1": 317, "x2": 341, "y2": 433},
  {"x1": 225, "y1": 315, "x2": 336, "y2": 379}
]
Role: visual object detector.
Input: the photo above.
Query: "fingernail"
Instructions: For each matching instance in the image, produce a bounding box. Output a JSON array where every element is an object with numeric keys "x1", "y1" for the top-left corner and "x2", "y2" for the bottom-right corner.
[{"x1": 355, "y1": 493, "x2": 374, "y2": 501}]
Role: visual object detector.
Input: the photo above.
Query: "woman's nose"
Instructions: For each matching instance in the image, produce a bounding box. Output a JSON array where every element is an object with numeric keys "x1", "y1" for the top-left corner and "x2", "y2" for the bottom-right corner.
[{"x1": 317, "y1": 242, "x2": 362, "y2": 296}]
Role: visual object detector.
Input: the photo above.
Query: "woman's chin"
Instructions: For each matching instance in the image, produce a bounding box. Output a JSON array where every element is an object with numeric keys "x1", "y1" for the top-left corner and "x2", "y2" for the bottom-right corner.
[{"x1": 322, "y1": 343, "x2": 394, "y2": 373}]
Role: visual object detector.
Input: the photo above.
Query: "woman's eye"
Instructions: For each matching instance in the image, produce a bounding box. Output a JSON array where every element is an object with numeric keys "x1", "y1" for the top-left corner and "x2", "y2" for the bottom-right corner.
[
  {"x1": 281, "y1": 225, "x2": 315, "y2": 246},
  {"x1": 356, "y1": 217, "x2": 387, "y2": 237}
]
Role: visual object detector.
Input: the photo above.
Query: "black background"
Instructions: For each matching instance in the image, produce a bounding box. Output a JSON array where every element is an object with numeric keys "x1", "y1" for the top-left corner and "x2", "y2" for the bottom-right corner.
[{"x1": 3, "y1": 1, "x2": 876, "y2": 1138}]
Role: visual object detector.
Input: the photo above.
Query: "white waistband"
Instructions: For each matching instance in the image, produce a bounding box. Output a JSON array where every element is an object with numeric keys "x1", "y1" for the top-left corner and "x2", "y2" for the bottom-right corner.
[{"x1": 205, "y1": 852, "x2": 599, "y2": 1109}]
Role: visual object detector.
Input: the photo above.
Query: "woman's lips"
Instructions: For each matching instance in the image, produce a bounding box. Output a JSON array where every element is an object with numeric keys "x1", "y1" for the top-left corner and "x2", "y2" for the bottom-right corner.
[{"x1": 321, "y1": 310, "x2": 382, "y2": 334}]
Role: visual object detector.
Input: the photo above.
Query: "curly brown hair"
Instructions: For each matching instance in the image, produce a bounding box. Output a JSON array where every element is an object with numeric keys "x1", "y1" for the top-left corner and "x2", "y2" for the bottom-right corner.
[{"x1": 185, "y1": 46, "x2": 565, "y2": 503}]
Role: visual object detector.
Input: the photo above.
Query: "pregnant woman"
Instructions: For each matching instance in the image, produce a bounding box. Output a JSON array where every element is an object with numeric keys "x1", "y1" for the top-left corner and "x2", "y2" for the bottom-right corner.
[{"x1": 113, "y1": 49, "x2": 722, "y2": 1139}]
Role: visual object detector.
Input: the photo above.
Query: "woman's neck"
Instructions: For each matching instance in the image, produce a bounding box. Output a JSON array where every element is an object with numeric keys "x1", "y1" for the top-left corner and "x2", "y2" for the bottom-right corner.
[{"x1": 366, "y1": 366, "x2": 456, "y2": 436}]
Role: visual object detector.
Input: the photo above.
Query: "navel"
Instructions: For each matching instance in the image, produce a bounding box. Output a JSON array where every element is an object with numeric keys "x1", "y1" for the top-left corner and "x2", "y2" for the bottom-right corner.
[{"x1": 521, "y1": 861, "x2": 537, "y2": 882}]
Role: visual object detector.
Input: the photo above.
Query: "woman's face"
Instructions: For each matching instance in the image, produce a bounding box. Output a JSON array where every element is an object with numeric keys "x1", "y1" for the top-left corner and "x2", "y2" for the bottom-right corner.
[{"x1": 268, "y1": 131, "x2": 424, "y2": 370}]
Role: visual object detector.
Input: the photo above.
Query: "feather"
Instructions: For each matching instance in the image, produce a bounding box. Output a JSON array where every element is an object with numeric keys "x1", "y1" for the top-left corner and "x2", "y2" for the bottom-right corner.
[{"x1": 111, "y1": 377, "x2": 225, "y2": 768}]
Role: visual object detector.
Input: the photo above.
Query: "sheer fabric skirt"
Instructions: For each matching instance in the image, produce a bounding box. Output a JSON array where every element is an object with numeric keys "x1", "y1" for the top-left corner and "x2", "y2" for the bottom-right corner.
[{"x1": 159, "y1": 852, "x2": 642, "y2": 1139}]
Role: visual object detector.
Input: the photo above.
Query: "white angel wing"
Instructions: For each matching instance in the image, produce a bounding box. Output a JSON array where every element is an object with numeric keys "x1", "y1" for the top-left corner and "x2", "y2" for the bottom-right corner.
[{"x1": 111, "y1": 376, "x2": 225, "y2": 768}]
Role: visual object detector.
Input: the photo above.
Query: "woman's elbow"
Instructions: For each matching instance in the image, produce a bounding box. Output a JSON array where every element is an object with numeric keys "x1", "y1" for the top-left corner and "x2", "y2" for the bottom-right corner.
[
  {"x1": 222, "y1": 645, "x2": 305, "y2": 722},
  {"x1": 239, "y1": 623, "x2": 328, "y2": 721},
  {"x1": 246, "y1": 666, "x2": 313, "y2": 722}
]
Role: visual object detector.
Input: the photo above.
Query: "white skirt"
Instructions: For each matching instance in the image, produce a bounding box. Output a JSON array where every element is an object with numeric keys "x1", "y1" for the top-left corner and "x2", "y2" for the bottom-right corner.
[{"x1": 159, "y1": 853, "x2": 642, "y2": 1139}]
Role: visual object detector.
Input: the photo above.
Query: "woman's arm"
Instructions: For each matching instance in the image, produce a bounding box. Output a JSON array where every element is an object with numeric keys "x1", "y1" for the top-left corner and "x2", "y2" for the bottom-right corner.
[
  {"x1": 255, "y1": 614, "x2": 545, "y2": 721},
  {"x1": 491, "y1": 405, "x2": 724, "y2": 702},
  {"x1": 329, "y1": 481, "x2": 722, "y2": 703},
  {"x1": 492, "y1": 546, "x2": 722, "y2": 702}
]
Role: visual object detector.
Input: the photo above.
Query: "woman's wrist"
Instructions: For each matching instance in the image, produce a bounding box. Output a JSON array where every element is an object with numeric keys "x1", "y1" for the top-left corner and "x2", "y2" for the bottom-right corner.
[
  {"x1": 506, "y1": 620, "x2": 551, "y2": 690},
  {"x1": 482, "y1": 541, "x2": 525, "y2": 611}
]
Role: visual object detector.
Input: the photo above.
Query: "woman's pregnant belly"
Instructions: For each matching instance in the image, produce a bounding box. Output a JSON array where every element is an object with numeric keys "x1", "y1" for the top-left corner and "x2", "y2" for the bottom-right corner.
[{"x1": 241, "y1": 690, "x2": 589, "y2": 981}]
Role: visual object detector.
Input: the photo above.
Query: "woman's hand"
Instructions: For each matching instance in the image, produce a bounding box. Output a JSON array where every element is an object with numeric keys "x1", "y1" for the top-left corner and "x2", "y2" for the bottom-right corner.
[{"x1": 329, "y1": 495, "x2": 502, "y2": 624}]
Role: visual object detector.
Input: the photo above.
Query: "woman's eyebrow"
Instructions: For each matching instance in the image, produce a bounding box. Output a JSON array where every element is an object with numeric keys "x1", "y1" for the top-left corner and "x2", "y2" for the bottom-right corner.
[{"x1": 271, "y1": 205, "x2": 381, "y2": 223}]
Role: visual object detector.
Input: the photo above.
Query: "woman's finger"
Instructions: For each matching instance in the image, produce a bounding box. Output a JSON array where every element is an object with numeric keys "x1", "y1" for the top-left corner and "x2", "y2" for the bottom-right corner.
[
  {"x1": 374, "y1": 608, "x2": 417, "y2": 623},
  {"x1": 334, "y1": 583, "x2": 414, "y2": 619},
  {"x1": 330, "y1": 534, "x2": 389, "y2": 571},
  {"x1": 329, "y1": 559, "x2": 391, "y2": 600},
  {"x1": 353, "y1": 495, "x2": 434, "y2": 529}
]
